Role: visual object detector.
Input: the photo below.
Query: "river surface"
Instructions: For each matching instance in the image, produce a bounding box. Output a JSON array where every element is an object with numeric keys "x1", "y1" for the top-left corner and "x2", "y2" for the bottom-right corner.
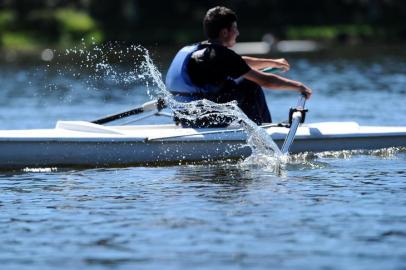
[{"x1": 0, "y1": 46, "x2": 405, "y2": 270}]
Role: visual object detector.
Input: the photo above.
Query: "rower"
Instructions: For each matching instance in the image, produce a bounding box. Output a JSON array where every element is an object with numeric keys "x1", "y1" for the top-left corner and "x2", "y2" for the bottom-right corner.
[{"x1": 165, "y1": 6, "x2": 312, "y2": 128}]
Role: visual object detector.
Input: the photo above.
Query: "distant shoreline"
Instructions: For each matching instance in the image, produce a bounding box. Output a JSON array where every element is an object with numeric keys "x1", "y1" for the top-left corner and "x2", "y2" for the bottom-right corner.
[{"x1": 1, "y1": 42, "x2": 406, "y2": 65}]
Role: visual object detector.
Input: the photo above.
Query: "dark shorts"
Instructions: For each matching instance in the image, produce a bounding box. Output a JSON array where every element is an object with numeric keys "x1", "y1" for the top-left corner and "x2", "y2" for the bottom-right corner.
[{"x1": 174, "y1": 79, "x2": 272, "y2": 128}]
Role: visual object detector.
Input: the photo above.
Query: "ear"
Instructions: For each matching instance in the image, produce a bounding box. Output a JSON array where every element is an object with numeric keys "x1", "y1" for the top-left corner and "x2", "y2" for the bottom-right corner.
[{"x1": 219, "y1": 28, "x2": 229, "y2": 39}]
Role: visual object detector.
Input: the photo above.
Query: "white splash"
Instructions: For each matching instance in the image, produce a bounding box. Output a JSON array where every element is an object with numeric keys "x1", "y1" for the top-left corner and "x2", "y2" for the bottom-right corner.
[
  {"x1": 139, "y1": 47, "x2": 284, "y2": 168},
  {"x1": 23, "y1": 167, "x2": 58, "y2": 173},
  {"x1": 58, "y1": 42, "x2": 284, "y2": 169}
]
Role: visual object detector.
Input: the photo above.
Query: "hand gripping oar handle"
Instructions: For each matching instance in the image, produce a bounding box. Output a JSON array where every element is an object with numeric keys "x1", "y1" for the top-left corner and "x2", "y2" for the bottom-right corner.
[
  {"x1": 92, "y1": 98, "x2": 166, "y2": 125},
  {"x1": 281, "y1": 94, "x2": 308, "y2": 154}
]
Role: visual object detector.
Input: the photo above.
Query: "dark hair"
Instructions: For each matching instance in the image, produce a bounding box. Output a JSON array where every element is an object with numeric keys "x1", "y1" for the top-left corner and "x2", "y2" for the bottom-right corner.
[{"x1": 203, "y1": 6, "x2": 237, "y2": 39}]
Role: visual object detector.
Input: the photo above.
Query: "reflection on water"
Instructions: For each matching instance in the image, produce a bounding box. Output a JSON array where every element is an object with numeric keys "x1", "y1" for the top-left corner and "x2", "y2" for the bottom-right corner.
[
  {"x1": 0, "y1": 46, "x2": 405, "y2": 269},
  {"x1": 1, "y1": 154, "x2": 405, "y2": 269}
]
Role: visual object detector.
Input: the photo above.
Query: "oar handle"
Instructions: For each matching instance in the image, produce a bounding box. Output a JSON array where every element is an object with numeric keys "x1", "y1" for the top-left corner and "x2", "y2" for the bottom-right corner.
[{"x1": 297, "y1": 93, "x2": 306, "y2": 108}]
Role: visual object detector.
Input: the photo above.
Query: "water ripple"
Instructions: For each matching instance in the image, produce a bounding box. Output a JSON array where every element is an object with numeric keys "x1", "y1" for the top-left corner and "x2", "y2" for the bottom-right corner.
[{"x1": 0, "y1": 50, "x2": 406, "y2": 270}]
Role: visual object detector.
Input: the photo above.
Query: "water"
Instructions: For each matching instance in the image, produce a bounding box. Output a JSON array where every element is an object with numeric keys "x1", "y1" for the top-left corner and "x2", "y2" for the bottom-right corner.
[{"x1": 0, "y1": 46, "x2": 406, "y2": 269}]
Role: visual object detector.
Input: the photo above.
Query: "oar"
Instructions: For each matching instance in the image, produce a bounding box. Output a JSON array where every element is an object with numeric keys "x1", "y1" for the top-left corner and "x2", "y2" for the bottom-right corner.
[
  {"x1": 92, "y1": 98, "x2": 166, "y2": 125},
  {"x1": 281, "y1": 94, "x2": 307, "y2": 154}
]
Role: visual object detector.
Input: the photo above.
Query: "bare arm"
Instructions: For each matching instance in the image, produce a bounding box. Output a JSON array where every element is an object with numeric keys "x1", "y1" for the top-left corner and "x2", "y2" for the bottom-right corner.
[
  {"x1": 243, "y1": 69, "x2": 312, "y2": 99},
  {"x1": 242, "y1": 56, "x2": 290, "y2": 72}
]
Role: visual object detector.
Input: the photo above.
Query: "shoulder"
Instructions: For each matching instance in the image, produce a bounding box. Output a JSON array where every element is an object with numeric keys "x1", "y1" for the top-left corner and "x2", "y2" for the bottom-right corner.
[{"x1": 205, "y1": 44, "x2": 242, "y2": 60}]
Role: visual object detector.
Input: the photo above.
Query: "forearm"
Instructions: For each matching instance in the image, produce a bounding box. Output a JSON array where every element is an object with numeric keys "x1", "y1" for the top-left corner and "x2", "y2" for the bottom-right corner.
[
  {"x1": 262, "y1": 74, "x2": 312, "y2": 98},
  {"x1": 242, "y1": 56, "x2": 272, "y2": 70},
  {"x1": 242, "y1": 56, "x2": 290, "y2": 72},
  {"x1": 242, "y1": 56, "x2": 276, "y2": 70},
  {"x1": 243, "y1": 70, "x2": 312, "y2": 98},
  {"x1": 262, "y1": 74, "x2": 303, "y2": 91}
]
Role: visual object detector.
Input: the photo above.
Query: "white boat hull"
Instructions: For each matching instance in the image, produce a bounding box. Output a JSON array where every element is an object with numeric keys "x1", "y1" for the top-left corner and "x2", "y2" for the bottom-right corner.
[{"x1": 0, "y1": 121, "x2": 405, "y2": 168}]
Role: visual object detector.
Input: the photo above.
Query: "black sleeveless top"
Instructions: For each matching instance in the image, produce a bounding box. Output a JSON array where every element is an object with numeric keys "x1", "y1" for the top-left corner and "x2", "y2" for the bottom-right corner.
[{"x1": 187, "y1": 41, "x2": 250, "y2": 87}]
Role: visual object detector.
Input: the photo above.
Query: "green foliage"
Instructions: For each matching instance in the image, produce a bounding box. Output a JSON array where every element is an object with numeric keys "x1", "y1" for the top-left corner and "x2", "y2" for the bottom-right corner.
[
  {"x1": 55, "y1": 9, "x2": 96, "y2": 33},
  {"x1": 0, "y1": 10, "x2": 15, "y2": 31},
  {"x1": 0, "y1": 11, "x2": 37, "y2": 50},
  {"x1": 286, "y1": 25, "x2": 375, "y2": 40},
  {"x1": 0, "y1": 1, "x2": 404, "y2": 53},
  {"x1": 1, "y1": 32, "x2": 40, "y2": 51},
  {"x1": 55, "y1": 8, "x2": 103, "y2": 46},
  {"x1": 84, "y1": 31, "x2": 103, "y2": 44},
  {"x1": 0, "y1": 8, "x2": 103, "y2": 51}
]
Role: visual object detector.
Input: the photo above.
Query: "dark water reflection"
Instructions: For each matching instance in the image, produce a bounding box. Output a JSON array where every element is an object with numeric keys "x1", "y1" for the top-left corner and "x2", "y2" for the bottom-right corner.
[{"x1": 0, "y1": 46, "x2": 405, "y2": 269}]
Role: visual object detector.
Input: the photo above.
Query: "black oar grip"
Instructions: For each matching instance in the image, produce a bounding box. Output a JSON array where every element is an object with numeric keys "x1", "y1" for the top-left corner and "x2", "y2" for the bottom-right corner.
[
  {"x1": 92, "y1": 107, "x2": 145, "y2": 125},
  {"x1": 91, "y1": 98, "x2": 166, "y2": 125}
]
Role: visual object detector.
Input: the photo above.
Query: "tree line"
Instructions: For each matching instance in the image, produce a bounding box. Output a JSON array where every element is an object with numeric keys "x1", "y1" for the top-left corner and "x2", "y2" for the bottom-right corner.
[{"x1": 0, "y1": 0, "x2": 405, "y2": 51}]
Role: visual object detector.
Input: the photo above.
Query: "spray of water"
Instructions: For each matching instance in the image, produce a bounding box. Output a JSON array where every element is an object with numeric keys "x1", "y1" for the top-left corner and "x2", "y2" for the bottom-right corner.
[
  {"x1": 55, "y1": 42, "x2": 284, "y2": 169},
  {"x1": 139, "y1": 46, "x2": 284, "y2": 170}
]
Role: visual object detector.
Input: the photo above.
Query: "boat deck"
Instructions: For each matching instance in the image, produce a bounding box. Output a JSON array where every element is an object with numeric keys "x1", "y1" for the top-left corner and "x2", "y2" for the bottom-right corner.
[{"x1": 0, "y1": 121, "x2": 405, "y2": 142}]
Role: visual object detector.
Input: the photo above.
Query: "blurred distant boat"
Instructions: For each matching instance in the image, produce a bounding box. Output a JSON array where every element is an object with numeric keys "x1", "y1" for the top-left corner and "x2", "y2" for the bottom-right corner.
[
  {"x1": 276, "y1": 40, "x2": 320, "y2": 53},
  {"x1": 232, "y1": 41, "x2": 271, "y2": 54},
  {"x1": 232, "y1": 38, "x2": 320, "y2": 54}
]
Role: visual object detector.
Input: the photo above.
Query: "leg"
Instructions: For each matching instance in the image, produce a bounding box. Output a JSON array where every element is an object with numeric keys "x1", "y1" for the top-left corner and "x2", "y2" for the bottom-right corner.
[{"x1": 217, "y1": 79, "x2": 272, "y2": 125}]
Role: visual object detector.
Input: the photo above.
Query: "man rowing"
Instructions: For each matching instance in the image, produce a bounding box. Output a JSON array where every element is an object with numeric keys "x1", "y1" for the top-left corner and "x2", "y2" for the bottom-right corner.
[{"x1": 165, "y1": 6, "x2": 312, "y2": 127}]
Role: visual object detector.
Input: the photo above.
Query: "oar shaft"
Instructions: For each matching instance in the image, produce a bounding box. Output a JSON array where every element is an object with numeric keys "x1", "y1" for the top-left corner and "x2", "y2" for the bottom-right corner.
[
  {"x1": 281, "y1": 112, "x2": 302, "y2": 153},
  {"x1": 92, "y1": 107, "x2": 145, "y2": 125},
  {"x1": 296, "y1": 94, "x2": 306, "y2": 108},
  {"x1": 281, "y1": 94, "x2": 307, "y2": 154},
  {"x1": 92, "y1": 98, "x2": 165, "y2": 125}
]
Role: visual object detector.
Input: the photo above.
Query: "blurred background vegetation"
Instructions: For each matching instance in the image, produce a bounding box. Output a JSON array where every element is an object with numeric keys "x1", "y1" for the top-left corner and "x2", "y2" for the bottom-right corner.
[{"x1": 0, "y1": 0, "x2": 405, "y2": 55}]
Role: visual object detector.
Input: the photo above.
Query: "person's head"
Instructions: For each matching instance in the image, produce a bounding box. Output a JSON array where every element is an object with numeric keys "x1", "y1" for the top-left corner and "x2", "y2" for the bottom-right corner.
[{"x1": 203, "y1": 6, "x2": 239, "y2": 47}]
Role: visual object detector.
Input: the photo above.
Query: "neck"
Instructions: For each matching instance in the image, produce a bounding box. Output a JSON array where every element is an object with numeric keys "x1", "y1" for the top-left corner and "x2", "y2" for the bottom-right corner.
[{"x1": 208, "y1": 38, "x2": 226, "y2": 47}]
